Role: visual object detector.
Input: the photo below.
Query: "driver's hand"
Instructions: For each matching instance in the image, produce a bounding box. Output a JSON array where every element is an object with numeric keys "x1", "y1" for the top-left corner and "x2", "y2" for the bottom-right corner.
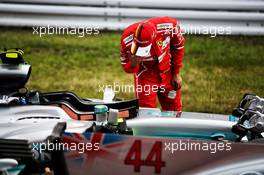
[
  {"x1": 130, "y1": 55, "x2": 140, "y2": 67},
  {"x1": 172, "y1": 74, "x2": 182, "y2": 90},
  {"x1": 130, "y1": 54, "x2": 141, "y2": 67}
]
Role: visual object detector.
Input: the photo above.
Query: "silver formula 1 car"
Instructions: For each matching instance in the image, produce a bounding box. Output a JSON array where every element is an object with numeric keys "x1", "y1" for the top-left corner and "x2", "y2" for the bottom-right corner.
[{"x1": 0, "y1": 49, "x2": 263, "y2": 175}]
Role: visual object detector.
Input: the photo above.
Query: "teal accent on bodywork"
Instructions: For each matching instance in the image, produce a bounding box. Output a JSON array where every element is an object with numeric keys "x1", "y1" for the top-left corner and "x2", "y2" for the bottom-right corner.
[
  {"x1": 160, "y1": 112, "x2": 176, "y2": 117},
  {"x1": 144, "y1": 109, "x2": 176, "y2": 117},
  {"x1": 132, "y1": 129, "x2": 237, "y2": 141},
  {"x1": 210, "y1": 133, "x2": 226, "y2": 139},
  {"x1": 229, "y1": 115, "x2": 238, "y2": 122},
  {"x1": 7, "y1": 165, "x2": 25, "y2": 175}
]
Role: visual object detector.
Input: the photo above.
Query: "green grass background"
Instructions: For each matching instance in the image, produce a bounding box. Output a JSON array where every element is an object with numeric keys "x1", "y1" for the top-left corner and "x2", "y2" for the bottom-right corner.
[{"x1": 0, "y1": 27, "x2": 263, "y2": 114}]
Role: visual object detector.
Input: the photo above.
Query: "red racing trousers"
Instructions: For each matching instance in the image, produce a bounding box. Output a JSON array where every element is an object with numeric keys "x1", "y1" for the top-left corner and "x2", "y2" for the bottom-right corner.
[{"x1": 134, "y1": 69, "x2": 182, "y2": 111}]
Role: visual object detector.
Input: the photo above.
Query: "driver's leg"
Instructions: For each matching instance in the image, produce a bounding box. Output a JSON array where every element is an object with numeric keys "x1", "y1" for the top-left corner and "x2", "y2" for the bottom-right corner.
[{"x1": 135, "y1": 75, "x2": 157, "y2": 108}]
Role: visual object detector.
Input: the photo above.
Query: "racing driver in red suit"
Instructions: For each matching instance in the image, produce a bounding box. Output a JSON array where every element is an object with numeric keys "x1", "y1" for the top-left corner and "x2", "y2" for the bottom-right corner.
[{"x1": 120, "y1": 16, "x2": 184, "y2": 113}]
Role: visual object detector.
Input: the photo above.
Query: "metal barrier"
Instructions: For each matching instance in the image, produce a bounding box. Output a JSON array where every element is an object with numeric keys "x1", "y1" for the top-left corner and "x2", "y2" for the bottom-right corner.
[{"x1": 0, "y1": 0, "x2": 263, "y2": 35}]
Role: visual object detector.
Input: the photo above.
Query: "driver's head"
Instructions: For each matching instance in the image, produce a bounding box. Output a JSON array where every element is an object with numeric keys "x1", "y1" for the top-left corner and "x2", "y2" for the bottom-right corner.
[{"x1": 131, "y1": 22, "x2": 156, "y2": 57}]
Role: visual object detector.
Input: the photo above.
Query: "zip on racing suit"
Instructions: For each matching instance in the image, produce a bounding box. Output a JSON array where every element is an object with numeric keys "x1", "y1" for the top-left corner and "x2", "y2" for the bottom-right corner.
[{"x1": 120, "y1": 16, "x2": 184, "y2": 111}]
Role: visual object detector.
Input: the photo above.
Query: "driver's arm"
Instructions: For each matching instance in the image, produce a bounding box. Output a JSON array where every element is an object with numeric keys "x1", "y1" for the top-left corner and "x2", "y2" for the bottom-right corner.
[
  {"x1": 171, "y1": 21, "x2": 184, "y2": 75},
  {"x1": 120, "y1": 35, "x2": 140, "y2": 73}
]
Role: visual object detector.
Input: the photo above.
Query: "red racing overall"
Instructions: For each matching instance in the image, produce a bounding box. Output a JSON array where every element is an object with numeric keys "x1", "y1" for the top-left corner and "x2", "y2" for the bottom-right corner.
[{"x1": 120, "y1": 16, "x2": 184, "y2": 111}]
